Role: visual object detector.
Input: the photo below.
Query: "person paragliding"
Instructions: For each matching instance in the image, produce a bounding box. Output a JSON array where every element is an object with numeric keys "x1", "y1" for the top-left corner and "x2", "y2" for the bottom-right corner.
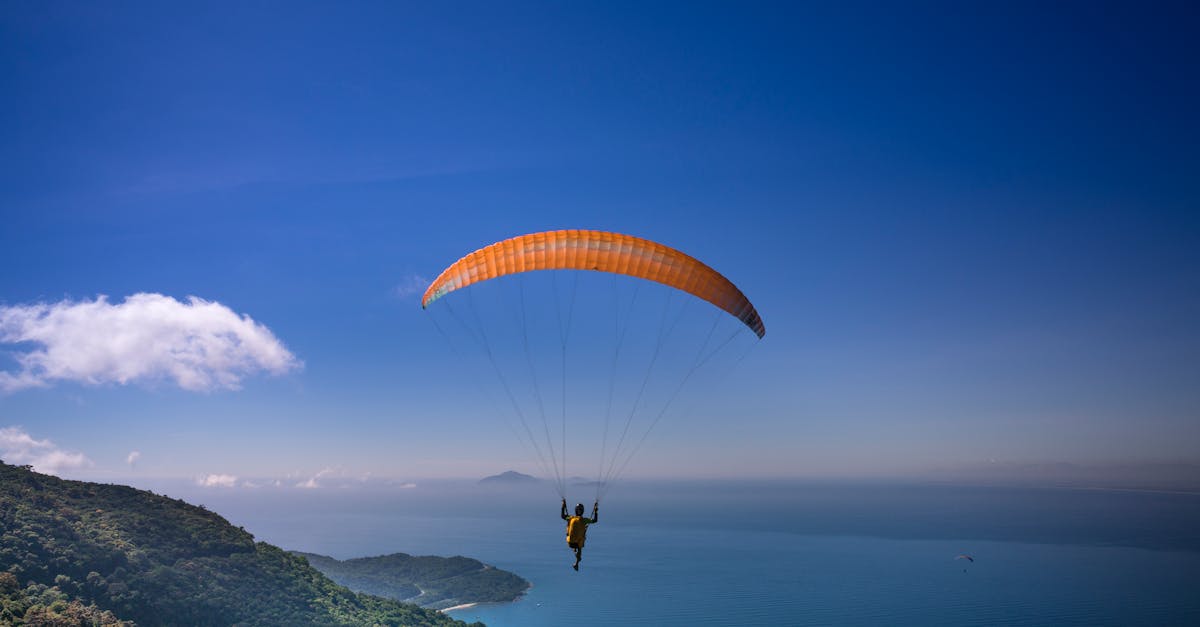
[
  {"x1": 561, "y1": 498, "x2": 598, "y2": 570},
  {"x1": 422, "y1": 230, "x2": 764, "y2": 570}
]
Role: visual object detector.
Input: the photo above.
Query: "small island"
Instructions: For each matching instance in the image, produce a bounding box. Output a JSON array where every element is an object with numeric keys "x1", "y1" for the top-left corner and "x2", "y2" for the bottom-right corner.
[
  {"x1": 478, "y1": 470, "x2": 540, "y2": 485},
  {"x1": 297, "y1": 552, "x2": 530, "y2": 611}
]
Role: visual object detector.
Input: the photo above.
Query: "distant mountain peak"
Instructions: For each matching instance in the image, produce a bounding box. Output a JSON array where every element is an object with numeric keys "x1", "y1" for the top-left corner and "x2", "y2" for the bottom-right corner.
[{"x1": 479, "y1": 470, "x2": 539, "y2": 484}]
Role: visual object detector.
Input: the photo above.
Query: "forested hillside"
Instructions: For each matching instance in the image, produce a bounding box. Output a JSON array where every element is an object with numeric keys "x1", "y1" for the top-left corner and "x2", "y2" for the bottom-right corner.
[{"x1": 0, "y1": 461, "x2": 479, "y2": 626}]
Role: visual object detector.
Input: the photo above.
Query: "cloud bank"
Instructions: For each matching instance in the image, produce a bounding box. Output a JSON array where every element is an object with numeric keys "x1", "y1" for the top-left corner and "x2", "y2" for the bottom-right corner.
[
  {"x1": 296, "y1": 467, "x2": 336, "y2": 489},
  {"x1": 196, "y1": 473, "x2": 239, "y2": 488},
  {"x1": 0, "y1": 293, "x2": 301, "y2": 392},
  {"x1": 0, "y1": 426, "x2": 91, "y2": 476},
  {"x1": 191, "y1": 468, "x2": 417, "y2": 490}
]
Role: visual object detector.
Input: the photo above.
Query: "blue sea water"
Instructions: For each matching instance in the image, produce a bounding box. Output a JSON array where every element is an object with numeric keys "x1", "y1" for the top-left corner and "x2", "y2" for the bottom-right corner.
[{"x1": 177, "y1": 481, "x2": 1200, "y2": 626}]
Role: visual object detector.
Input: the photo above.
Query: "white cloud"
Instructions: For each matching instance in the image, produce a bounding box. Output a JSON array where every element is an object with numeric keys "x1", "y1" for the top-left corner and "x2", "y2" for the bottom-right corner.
[
  {"x1": 394, "y1": 274, "x2": 430, "y2": 299},
  {"x1": 0, "y1": 426, "x2": 91, "y2": 476},
  {"x1": 0, "y1": 293, "x2": 301, "y2": 393},
  {"x1": 296, "y1": 467, "x2": 336, "y2": 489},
  {"x1": 126, "y1": 450, "x2": 141, "y2": 467},
  {"x1": 197, "y1": 473, "x2": 239, "y2": 488}
]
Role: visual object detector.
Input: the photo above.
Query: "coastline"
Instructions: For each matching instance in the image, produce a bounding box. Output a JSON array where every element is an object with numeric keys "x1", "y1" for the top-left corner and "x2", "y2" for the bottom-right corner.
[{"x1": 442, "y1": 581, "x2": 533, "y2": 614}]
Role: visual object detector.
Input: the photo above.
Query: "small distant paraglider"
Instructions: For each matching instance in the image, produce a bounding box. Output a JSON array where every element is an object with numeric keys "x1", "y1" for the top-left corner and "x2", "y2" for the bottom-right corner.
[{"x1": 956, "y1": 554, "x2": 975, "y2": 573}]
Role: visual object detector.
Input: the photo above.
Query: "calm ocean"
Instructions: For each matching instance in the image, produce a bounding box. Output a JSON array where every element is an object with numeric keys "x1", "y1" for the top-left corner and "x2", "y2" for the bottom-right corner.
[{"x1": 176, "y1": 480, "x2": 1200, "y2": 626}]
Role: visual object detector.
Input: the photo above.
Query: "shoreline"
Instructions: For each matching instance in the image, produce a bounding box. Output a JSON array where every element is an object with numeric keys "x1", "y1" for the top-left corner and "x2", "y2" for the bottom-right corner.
[{"x1": 442, "y1": 582, "x2": 533, "y2": 614}]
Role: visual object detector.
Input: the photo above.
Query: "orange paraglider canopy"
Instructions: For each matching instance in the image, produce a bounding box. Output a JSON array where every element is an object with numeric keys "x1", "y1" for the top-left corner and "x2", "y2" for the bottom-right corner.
[{"x1": 422, "y1": 229, "x2": 764, "y2": 338}]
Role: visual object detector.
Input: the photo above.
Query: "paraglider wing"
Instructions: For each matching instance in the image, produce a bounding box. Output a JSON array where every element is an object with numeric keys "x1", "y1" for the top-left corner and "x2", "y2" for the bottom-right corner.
[
  {"x1": 421, "y1": 229, "x2": 765, "y2": 338},
  {"x1": 955, "y1": 554, "x2": 975, "y2": 562}
]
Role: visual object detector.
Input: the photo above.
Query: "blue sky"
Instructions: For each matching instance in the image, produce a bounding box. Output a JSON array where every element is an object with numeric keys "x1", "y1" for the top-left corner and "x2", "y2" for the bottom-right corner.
[{"x1": 1, "y1": 2, "x2": 1197, "y2": 486}]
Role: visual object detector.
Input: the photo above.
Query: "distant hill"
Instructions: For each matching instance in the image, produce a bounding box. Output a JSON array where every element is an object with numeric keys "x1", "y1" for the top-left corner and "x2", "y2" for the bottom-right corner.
[
  {"x1": 297, "y1": 552, "x2": 530, "y2": 610},
  {"x1": 0, "y1": 461, "x2": 479, "y2": 626},
  {"x1": 478, "y1": 471, "x2": 539, "y2": 485}
]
